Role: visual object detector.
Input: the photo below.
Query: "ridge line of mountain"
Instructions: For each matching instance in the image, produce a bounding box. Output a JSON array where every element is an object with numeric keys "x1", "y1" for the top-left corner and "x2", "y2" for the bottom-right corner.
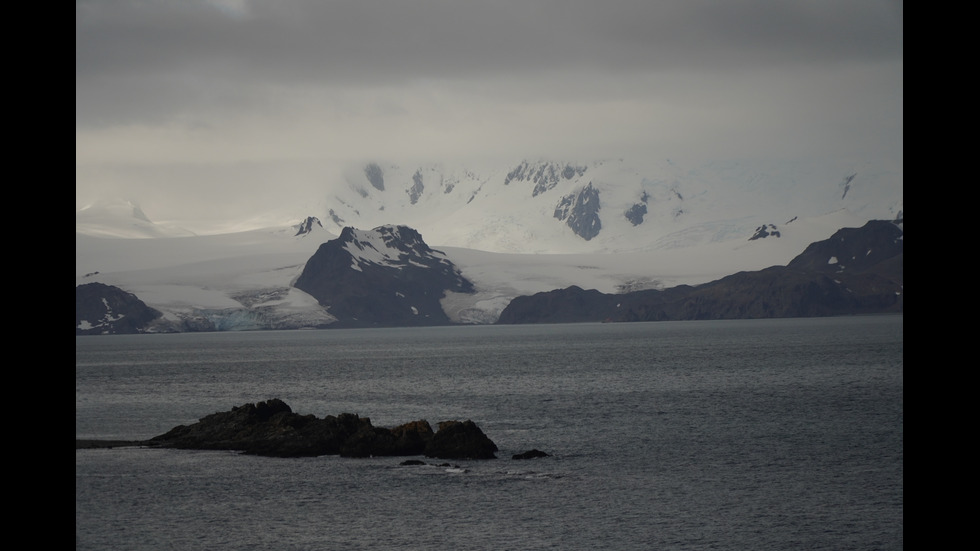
[{"x1": 76, "y1": 218, "x2": 902, "y2": 334}]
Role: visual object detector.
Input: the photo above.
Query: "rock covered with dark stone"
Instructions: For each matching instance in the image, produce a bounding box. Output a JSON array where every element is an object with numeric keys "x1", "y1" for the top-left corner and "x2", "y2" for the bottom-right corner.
[
  {"x1": 624, "y1": 190, "x2": 650, "y2": 226},
  {"x1": 408, "y1": 169, "x2": 425, "y2": 204},
  {"x1": 512, "y1": 449, "x2": 550, "y2": 460},
  {"x1": 76, "y1": 282, "x2": 163, "y2": 335},
  {"x1": 145, "y1": 399, "x2": 496, "y2": 459},
  {"x1": 497, "y1": 219, "x2": 903, "y2": 324},
  {"x1": 424, "y1": 420, "x2": 499, "y2": 460},
  {"x1": 503, "y1": 160, "x2": 587, "y2": 197},
  {"x1": 554, "y1": 182, "x2": 602, "y2": 241},
  {"x1": 624, "y1": 202, "x2": 647, "y2": 226},
  {"x1": 293, "y1": 225, "x2": 474, "y2": 327},
  {"x1": 496, "y1": 285, "x2": 621, "y2": 324},
  {"x1": 785, "y1": 219, "x2": 903, "y2": 275},
  {"x1": 148, "y1": 398, "x2": 363, "y2": 457},
  {"x1": 749, "y1": 223, "x2": 780, "y2": 240},
  {"x1": 294, "y1": 216, "x2": 323, "y2": 236}
]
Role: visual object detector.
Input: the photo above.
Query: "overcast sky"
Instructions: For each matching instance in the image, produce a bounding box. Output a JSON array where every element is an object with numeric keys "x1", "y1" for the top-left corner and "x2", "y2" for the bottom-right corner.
[{"x1": 76, "y1": 0, "x2": 903, "y2": 231}]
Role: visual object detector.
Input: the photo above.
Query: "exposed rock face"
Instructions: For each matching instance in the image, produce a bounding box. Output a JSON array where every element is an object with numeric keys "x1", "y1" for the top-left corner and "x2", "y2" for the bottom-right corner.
[
  {"x1": 293, "y1": 225, "x2": 475, "y2": 327},
  {"x1": 749, "y1": 224, "x2": 780, "y2": 240},
  {"x1": 554, "y1": 182, "x2": 602, "y2": 240},
  {"x1": 407, "y1": 170, "x2": 424, "y2": 204},
  {"x1": 496, "y1": 285, "x2": 620, "y2": 325},
  {"x1": 504, "y1": 160, "x2": 587, "y2": 197},
  {"x1": 786, "y1": 219, "x2": 902, "y2": 275},
  {"x1": 624, "y1": 202, "x2": 647, "y2": 226},
  {"x1": 294, "y1": 216, "x2": 323, "y2": 236},
  {"x1": 497, "y1": 220, "x2": 903, "y2": 323},
  {"x1": 840, "y1": 173, "x2": 857, "y2": 199},
  {"x1": 364, "y1": 162, "x2": 385, "y2": 191},
  {"x1": 624, "y1": 191, "x2": 649, "y2": 226},
  {"x1": 147, "y1": 399, "x2": 497, "y2": 459},
  {"x1": 425, "y1": 420, "x2": 498, "y2": 460},
  {"x1": 76, "y1": 282, "x2": 162, "y2": 335}
]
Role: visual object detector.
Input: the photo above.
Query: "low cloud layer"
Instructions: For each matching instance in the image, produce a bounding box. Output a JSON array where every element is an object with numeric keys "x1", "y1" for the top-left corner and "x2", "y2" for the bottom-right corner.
[{"x1": 76, "y1": 0, "x2": 903, "y2": 231}]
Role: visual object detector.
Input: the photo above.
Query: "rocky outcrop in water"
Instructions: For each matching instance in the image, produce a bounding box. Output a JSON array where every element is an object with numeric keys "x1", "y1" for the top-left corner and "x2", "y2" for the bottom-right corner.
[
  {"x1": 424, "y1": 420, "x2": 499, "y2": 460},
  {"x1": 142, "y1": 399, "x2": 498, "y2": 459},
  {"x1": 512, "y1": 449, "x2": 551, "y2": 460}
]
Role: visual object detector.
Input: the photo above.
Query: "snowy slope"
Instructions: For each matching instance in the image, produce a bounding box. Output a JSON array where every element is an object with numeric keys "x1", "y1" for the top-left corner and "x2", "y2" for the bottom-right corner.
[
  {"x1": 76, "y1": 157, "x2": 902, "y2": 328},
  {"x1": 76, "y1": 218, "x2": 339, "y2": 330},
  {"x1": 316, "y1": 157, "x2": 902, "y2": 254},
  {"x1": 75, "y1": 199, "x2": 197, "y2": 239}
]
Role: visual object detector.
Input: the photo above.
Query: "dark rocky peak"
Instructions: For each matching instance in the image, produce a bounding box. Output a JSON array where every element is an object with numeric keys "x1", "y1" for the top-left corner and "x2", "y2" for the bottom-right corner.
[
  {"x1": 504, "y1": 160, "x2": 588, "y2": 196},
  {"x1": 294, "y1": 216, "x2": 323, "y2": 236},
  {"x1": 76, "y1": 282, "x2": 162, "y2": 335},
  {"x1": 496, "y1": 219, "x2": 904, "y2": 325},
  {"x1": 624, "y1": 190, "x2": 650, "y2": 226},
  {"x1": 749, "y1": 224, "x2": 780, "y2": 240},
  {"x1": 294, "y1": 225, "x2": 474, "y2": 327},
  {"x1": 337, "y1": 224, "x2": 448, "y2": 269},
  {"x1": 554, "y1": 182, "x2": 602, "y2": 241},
  {"x1": 787, "y1": 219, "x2": 903, "y2": 274}
]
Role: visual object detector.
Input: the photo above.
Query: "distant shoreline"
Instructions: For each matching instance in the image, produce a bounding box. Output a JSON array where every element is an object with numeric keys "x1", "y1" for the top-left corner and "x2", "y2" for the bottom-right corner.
[{"x1": 76, "y1": 439, "x2": 149, "y2": 449}]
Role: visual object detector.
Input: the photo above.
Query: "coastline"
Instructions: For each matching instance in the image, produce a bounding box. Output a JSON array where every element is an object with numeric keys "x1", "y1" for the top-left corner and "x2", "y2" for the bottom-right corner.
[{"x1": 76, "y1": 439, "x2": 149, "y2": 450}]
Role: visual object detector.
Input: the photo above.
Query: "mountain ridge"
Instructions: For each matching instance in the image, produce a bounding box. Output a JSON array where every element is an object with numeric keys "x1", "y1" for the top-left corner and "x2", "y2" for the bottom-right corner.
[
  {"x1": 497, "y1": 220, "x2": 902, "y2": 325},
  {"x1": 315, "y1": 157, "x2": 901, "y2": 255},
  {"x1": 78, "y1": 157, "x2": 900, "y2": 254},
  {"x1": 76, "y1": 217, "x2": 902, "y2": 334},
  {"x1": 76, "y1": 156, "x2": 902, "y2": 332}
]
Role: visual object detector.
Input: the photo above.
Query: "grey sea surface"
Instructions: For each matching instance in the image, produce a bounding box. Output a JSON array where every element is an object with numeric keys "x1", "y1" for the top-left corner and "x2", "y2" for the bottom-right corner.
[{"x1": 76, "y1": 316, "x2": 903, "y2": 550}]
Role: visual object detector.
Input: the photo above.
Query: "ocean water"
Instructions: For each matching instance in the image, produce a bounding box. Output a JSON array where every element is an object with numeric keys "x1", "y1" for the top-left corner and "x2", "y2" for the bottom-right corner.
[{"x1": 76, "y1": 316, "x2": 903, "y2": 550}]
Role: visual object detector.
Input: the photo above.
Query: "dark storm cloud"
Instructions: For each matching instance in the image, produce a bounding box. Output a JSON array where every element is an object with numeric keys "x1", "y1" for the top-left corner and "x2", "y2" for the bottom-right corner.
[
  {"x1": 76, "y1": 1, "x2": 902, "y2": 231},
  {"x1": 77, "y1": 0, "x2": 902, "y2": 126}
]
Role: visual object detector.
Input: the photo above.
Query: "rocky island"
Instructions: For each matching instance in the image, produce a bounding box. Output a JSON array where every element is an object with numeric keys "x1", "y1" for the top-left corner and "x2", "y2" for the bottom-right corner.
[{"x1": 76, "y1": 399, "x2": 500, "y2": 460}]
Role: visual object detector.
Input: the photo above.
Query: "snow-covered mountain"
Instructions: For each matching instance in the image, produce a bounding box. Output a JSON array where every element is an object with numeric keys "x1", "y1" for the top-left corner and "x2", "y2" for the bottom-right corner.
[
  {"x1": 75, "y1": 157, "x2": 902, "y2": 331},
  {"x1": 292, "y1": 225, "x2": 476, "y2": 328},
  {"x1": 319, "y1": 157, "x2": 901, "y2": 254},
  {"x1": 75, "y1": 199, "x2": 197, "y2": 239}
]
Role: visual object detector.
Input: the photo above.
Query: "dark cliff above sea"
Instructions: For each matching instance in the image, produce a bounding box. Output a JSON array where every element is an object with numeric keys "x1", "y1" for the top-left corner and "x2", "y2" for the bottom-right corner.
[
  {"x1": 76, "y1": 219, "x2": 903, "y2": 334},
  {"x1": 496, "y1": 219, "x2": 902, "y2": 324}
]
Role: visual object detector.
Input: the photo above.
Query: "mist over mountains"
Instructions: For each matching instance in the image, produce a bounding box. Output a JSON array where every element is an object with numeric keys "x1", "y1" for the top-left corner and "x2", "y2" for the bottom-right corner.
[
  {"x1": 76, "y1": 157, "x2": 902, "y2": 334},
  {"x1": 313, "y1": 157, "x2": 900, "y2": 254}
]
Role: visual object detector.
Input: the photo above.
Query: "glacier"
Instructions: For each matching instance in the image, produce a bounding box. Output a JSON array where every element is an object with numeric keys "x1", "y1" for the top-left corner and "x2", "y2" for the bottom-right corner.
[{"x1": 76, "y1": 157, "x2": 902, "y2": 330}]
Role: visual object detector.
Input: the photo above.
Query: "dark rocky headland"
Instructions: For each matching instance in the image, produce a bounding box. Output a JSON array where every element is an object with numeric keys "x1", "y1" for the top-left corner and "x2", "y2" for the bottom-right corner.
[
  {"x1": 497, "y1": 219, "x2": 903, "y2": 324},
  {"x1": 75, "y1": 399, "x2": 500, "y2": 460},
  {"x1": 77, "y1": 218, "x2": 903, "y2": 334}
]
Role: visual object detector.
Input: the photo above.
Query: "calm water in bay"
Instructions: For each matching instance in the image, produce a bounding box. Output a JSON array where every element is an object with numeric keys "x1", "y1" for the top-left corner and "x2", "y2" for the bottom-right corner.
[{"x1": 76, "y1": 316, "x2": 903, "y2": 550}]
